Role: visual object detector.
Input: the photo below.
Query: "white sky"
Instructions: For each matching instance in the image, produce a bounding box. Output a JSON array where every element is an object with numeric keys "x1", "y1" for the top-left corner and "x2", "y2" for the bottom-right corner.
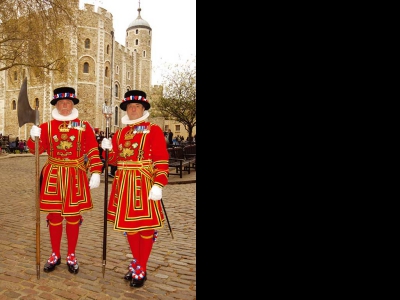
[{"x1": 79, "y1": 0, "x2": 196, "y2": 85}]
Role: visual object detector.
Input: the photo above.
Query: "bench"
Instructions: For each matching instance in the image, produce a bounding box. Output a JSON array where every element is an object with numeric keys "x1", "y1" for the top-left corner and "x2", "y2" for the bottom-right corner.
[
  {"x1": 183, "y1": 144, "x2": 196, "y2": 171},
  {"x1": 168, "y1": 147, "x2": 194, "y2": 178}
]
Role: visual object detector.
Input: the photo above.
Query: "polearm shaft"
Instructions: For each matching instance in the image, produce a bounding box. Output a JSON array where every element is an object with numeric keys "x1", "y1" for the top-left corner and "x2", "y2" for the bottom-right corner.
[
  {"x1": 161, "y1": 199, "x2": 174, "y2": 239},
  {"x1": 102, "y1": 105, "x2": 112, "y2": 278},
  {"x1": 103, "y1": 31, "x2": 114, "y2": 278},
  {"x1": 102, "y1": 137, "x2": 108, "y2": 277},
  {"x1": 17, "y1": 78, "x2": 41, "y2": 279},
  {"x1": 34, "y1": 105, "x2": 40, "y2": 279}
]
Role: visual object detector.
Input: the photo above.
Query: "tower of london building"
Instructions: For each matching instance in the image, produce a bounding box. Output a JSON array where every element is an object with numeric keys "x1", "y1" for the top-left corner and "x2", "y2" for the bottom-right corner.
[{"x1": 0, "y1": 1, "x2": 164, "y2": 140}]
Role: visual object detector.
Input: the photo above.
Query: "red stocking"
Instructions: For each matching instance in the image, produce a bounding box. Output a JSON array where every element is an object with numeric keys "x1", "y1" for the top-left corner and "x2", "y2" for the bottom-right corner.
[
  {"x1": 47, "y1": 213, "x2": 64, "y2": 258},
  {"x1": 66, "y1": 215, "x2": 82, "y2": 255},
  {"x1": 127, "y1": 232, "x2": 141, "y2": 265},
  {"x1": 139, "y1": 229, "x2": 155, "y2": 273}
]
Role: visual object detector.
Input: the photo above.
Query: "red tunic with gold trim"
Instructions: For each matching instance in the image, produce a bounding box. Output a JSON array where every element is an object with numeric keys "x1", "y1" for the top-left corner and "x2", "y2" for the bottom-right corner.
[
  {"x1": 27, "y1": 119, "x2": 103, "y2": 216},
  {"x1": 104, "y1": 121, "x2": 169, "y2": 232}
]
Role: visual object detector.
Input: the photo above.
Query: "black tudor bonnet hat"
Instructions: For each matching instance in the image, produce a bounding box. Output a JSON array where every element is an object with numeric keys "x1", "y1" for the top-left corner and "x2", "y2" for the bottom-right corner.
[
  {"x1": 120, "y1": 90, "x2": 150, "y2": 111},
  {"x1": 51, "y1": 87, "x2": 79, "y2": 105}
]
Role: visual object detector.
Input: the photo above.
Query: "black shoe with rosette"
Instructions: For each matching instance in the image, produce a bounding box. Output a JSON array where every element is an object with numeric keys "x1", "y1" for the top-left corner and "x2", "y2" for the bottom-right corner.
[
  {"x1": 43, "y1": 253, "x2": 61, "y2": 273},
  {"x1": 67, "y1": 253, "x2": 79, "y2": 274},
  {"x1": 130, "y1": 269, "x2": 147, "y2": 288},
  {"x1": 124, "y1": 259, "x2": 138, "y2": 280}
]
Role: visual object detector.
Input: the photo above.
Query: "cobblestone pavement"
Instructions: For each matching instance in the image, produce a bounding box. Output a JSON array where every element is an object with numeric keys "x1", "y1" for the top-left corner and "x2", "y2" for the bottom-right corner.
[{"x1": 0, "y1": 154, "x2": 196, "y2": 299}]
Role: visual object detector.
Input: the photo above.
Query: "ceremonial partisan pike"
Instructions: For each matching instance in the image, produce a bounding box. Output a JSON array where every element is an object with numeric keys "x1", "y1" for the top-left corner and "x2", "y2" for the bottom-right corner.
[{"x1": 17, "y1": 77, "x2": 41, "y2": 279}]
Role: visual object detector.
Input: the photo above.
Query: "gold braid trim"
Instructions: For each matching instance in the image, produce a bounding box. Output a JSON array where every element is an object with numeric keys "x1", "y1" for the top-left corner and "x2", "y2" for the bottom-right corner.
[
  {"x1": 126, "y1": 231, "x2": 139, "y2": 236},
  {"x1": 66, "y1": 219, "x2": 81, "y2": 225},
  {"x1": 48, "y1": 221, "x2": 63, "y2": 226},
  {"x1": 116, "y1": 159, "x2": 152, "y2": 169},
  {"x1": 47, "y1": 156, "x2": 86, "y2": 172},
  {"x1": 140, "y1": 234, "x2": 154, "y2": 239}
]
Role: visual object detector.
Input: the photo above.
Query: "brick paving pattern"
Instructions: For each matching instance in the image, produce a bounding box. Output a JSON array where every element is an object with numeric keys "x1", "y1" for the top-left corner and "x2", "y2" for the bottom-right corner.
[{"x1": 0, "y1": 154, "x2": 196, "y2": 299}]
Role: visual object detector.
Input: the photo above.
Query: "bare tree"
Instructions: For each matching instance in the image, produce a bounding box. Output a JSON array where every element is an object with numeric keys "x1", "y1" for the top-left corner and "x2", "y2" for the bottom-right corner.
[
  {"x1": 0, "y1": 0, "x2": 76, "y2": 74},
  {"x1": 153, "y1": 58, "x2": 196, "y2": 141}
]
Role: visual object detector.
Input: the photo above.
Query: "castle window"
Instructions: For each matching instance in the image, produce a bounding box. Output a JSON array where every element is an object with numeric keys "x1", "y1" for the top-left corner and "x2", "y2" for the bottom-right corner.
[
  {"x1": 114, "y1": 106, "x2": 119, "y2": 126},
  {"x1": 85, "y1": 39, "x2": 90, "y2": 49},
  {"x1": 105, "y1": 66, "x2": 109, "y2": 77},
  {"x1": 135, "y1": 39, "x2": 138, "y2": 46},
  {"x1": 107, "y1": 45, "x2": 110, "y2": 54},
  {"x1": 83, "y1": 62, "x2": 89, "y2": 73},
  {"x1": 116, "y1": 65, "x2": 119, "y2": 75},
  {"x1": 114, "y1": 84, "x2": 119, "y2": 97},
  {"x1": 12, "y1": 100, "x2": 16, "y2": 110},
  {"x1": 14, "y1": 71, "x2": 17, "y2": 80},
  {"x1": 127, "y1": 71, "x2": 130, "y2": 79},
  {"x1": 136, "y1": 29, "x2": 138, "y2": 34},
  {"x1": 143, "y1": 51, "x2": 146, "y2": 57}
]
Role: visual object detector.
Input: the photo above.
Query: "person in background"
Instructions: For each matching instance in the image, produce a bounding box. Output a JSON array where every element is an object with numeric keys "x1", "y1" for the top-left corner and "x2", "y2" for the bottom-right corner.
[
  {"x1": 101, "y1": 89, "x2": 169, "y2": 288},
  {"x1": 167, "y1": 129, "x2": 173, "y2": 145},
  {"x1": 107, "y1": 133, "x2": 117, "y2": 178},
  {"x1": 9, "y1": 140, "x2": 16, "y2": 153},
  {"x1": 18, "y1": 139, "x2": 25, "y2": 154},
  {"x1": 98, "y1": 139, "x2": 106, "y2": 175},
  {"x1": 28, "y1": 87, "x2": 103, "y2": 275}
]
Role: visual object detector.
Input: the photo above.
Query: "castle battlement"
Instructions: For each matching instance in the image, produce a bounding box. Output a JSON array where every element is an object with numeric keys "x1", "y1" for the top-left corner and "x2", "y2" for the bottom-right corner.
[
  {"x1": 82, "y1": 3, "x2": 113, "y2": 20},
  {"x1": 83, "y1": 3, "x2": 95, "y2": 11}
]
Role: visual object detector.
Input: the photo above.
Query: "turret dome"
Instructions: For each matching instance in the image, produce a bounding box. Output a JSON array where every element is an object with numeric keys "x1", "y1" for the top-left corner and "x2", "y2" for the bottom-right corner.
[{"x1": 127, "y1": 7, "x2": 151, "y2": 30}]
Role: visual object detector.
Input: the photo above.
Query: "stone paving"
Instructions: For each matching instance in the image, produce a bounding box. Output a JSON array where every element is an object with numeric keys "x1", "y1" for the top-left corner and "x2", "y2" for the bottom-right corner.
[{"x1": 0, "y1": 154, "x2": 196, "y2": 299}]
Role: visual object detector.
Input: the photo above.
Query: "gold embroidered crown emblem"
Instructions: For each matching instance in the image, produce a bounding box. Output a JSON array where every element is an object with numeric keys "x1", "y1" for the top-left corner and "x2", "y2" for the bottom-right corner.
[{"x1": 58, "y1": 122, "x2": 70, "y2": 132}]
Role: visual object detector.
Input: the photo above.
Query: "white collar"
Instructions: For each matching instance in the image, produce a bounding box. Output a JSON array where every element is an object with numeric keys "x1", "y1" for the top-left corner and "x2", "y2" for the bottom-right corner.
[
  {"x1": 52, "y1": 108, "x2": 79, "y2": 121},
  {"x1": 121, "y1": 110, "x2": 150, "y2": 125}
]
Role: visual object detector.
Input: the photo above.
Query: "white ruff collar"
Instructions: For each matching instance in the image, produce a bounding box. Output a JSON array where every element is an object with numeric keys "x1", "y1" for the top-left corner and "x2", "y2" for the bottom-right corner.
[
  {"x1": 52, "y1": 108, "x2": 79, "y2": 121},
  {"x1": 121, "y1": 110, "x2": 150, "y2": 125}
]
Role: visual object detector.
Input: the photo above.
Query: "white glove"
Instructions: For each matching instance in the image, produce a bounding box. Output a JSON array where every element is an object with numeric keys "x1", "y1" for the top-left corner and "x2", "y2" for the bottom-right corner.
[
  {"x1": 89, "y1": 173, "x2": 100, "y2": 189},
  {"x1": 30, "y1": 125, "x2": 41, "y2": 140},
  {"x1": 148, "y1": 185, "x2": 162, "y2": 201},
  {"x1": 101, "y1": 138, "x2": 112, "y2": 150}
]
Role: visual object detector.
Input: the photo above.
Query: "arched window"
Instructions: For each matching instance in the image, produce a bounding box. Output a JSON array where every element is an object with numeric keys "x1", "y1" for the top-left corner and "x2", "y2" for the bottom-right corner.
[
  {"x1": 114, "y1": 106, "x2": 119, "y2": 126},
  {"x1": 135, "y1": 39, "x2": 138, "y2": 46},
  {"x1": 12, "y1": 100, "x2": 16, "y2": 110},
  {"x1": 83, "y1": 62, "x2": 89, "y2": 73},
  {"x1": 105, "y1": 66, "x2": 109, "y2": 77},
  {"x1": 136, "y1": 29, "x2": 138, "y2": 34},
  {"x1": 114, "y1": 84, "x2": 119, "y2": 97},
  {"x1": 143, "y1": 51, "x2": 146, "y2": 57},
  {"x1": 85, "y1": 39, "x2": 90, "y2": 49},
  {"x1": 107, "y1": 45, "x2": 110, "y2": 54}
]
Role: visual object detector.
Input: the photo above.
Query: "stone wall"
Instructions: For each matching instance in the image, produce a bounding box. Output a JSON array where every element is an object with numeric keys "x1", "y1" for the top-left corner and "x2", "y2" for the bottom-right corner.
[{"x1": 0, "y1": 2, "x2": 157, "y2": 139}]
